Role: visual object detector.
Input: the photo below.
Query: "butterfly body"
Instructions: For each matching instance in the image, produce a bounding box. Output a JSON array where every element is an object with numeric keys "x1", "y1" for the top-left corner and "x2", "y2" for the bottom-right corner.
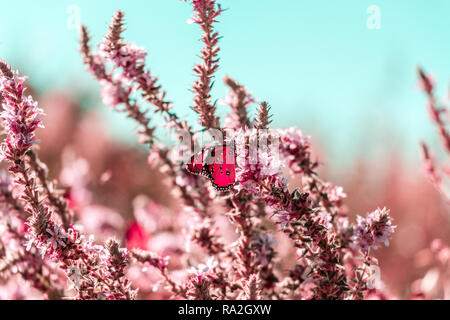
[{"x1": 186, "y1": 145, "x2": 236, "y2": 191}]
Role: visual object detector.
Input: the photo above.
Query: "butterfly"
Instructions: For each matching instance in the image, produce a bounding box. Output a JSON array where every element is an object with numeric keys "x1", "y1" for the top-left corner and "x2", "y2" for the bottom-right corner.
[{"x1": 186, "y1": 145, "x2": 236, "y2": 191}]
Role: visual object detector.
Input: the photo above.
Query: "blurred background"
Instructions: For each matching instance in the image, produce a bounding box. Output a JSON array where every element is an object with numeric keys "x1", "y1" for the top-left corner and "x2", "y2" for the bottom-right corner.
[{"x1": 1, "y1": 0, "x2": 450, "y2": 298}]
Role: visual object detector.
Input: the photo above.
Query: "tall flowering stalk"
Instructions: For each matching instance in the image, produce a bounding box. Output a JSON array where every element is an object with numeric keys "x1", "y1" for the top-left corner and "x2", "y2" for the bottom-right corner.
[
  {"x1": 255, "y1": 102, "x2": 272, "y2": 130},
  {"x1": 418, "y1": 68, "x2": 450, "y2": 153},
  {"x1": 222, "y1": 76, "x2": 255, "y2": 129},
  {"x1": 0, "y1": 172, "x2": 64, "y2": 299},
  {"x1": 418, "y1": 67, "x2": 450, "y2": 201},
  {"x1": 185, "y1": 0, "x2": 222, "y2": 128},
  {"x1": 414, "y1": 67, "x2": 450, "y2": 300}
]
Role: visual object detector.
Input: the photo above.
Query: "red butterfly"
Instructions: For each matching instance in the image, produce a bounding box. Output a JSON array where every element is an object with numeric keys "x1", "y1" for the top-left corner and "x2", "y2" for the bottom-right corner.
[{"x1": 186, "y1": 145, "x2": 236, "y2": 191}]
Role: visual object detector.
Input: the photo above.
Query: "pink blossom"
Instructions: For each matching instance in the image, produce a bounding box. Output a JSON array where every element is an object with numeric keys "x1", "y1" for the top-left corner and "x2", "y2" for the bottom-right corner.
[
  {"x1": 99, "y1": 79, "x2": 128, "y2": 107},
  {"x1": 252, "y1": 234, "x2": 276, "y2": 267},
  {"x1": 126, "y1": 221, "x2": 151, "y2": 250},
  {"x1": 352, "y1": 207, "x2": 396, "y2": 252},
  {"x1": 188, "y1": 257, "x2": 217, "y2": 285},
  {"x1": 327, "y1": 185, "x2": 347, "y2": 202},
  {"x1": 0, "y1": 67, "x2": 44, "y2": 162}
]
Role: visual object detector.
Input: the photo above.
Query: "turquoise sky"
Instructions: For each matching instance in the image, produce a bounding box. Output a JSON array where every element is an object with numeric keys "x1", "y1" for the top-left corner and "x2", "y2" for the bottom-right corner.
[{"x1": 1, "y1": 1, "x2": 450, "y2": 169}]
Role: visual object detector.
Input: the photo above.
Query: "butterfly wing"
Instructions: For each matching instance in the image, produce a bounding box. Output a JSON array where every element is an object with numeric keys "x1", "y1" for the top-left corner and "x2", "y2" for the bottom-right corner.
[
  {"x1": 186, "y1": 149, "x2": 207, "y2": 176},
  {"x1": 208, "y1": 163, "x2": 236, "y2": 191},
  {"x1": 205, "y1": 145, "x2": 236, "y2": 191}
]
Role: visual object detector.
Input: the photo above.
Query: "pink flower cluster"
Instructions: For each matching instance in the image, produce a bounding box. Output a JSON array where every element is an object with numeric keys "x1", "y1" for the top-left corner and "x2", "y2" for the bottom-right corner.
[
  {"x1": 417, "y1": 67, "x2": 450, "y2": 202},
  {"x1": 352, "y1": 208, "x2": 396, "y2": 252},
  {"x1": 0, "y1": 67, "x2": 44, "y2": 161}
]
